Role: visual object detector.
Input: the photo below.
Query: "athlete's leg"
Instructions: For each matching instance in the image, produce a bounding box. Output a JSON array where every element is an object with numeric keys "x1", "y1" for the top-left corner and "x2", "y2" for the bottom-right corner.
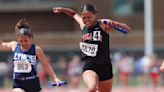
[
  {"x1": 160, "y1": 61, "x2": 164, "y2": 72},
  {"x1": 13, "y1": 88, "x2": 25, "y2": 92},
  {"x1": 82, "y1": 70, "x2": 99, "y2": 92},
  {"x1": 98, "y1": 79, "x2": 113, "y2": 92}
]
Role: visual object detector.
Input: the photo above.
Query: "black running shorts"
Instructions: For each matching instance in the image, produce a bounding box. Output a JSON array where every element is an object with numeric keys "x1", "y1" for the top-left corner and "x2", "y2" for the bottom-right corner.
[
  {"x1": 83, "y1": 61, "x2": 113, "y2": 81},
  {"x1": 13, "y1": 77, "x2": 41, "y2": 92}
]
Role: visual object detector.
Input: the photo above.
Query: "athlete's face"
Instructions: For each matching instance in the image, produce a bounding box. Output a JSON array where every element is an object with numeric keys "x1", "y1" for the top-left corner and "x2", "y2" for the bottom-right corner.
[
  {"x1": 17, "y1": 35, "x2": 32, "y2": 47},
  {"x1": 81, "y1": 11, "x2": 97, "y2": 27}
]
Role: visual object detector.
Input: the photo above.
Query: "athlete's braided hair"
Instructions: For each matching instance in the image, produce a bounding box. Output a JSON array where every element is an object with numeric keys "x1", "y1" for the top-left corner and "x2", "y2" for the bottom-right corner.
[{"x1": 80, "y1": 3, "x2": 98, "y2": 14}]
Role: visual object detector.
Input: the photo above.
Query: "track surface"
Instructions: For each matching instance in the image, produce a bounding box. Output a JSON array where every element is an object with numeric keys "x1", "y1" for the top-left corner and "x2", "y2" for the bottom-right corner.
[{"x1": 0, "y1": 87, "x2": 163, "y2": 92}]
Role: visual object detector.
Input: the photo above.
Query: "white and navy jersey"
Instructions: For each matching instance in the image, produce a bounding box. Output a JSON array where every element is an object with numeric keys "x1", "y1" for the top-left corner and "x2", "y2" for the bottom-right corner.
[
  {"x1": 80, "y1": 21, "x2": 111, "y2": 65},
  {"x1": 13, "y1": 44, "x2": 38, "y2": 78}
]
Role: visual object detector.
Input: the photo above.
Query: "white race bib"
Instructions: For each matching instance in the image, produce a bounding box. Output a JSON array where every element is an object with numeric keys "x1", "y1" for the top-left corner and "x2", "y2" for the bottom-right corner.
[
  {"x1": 80, "y1": 42, "x2": 98, "y2": 57},
  {"x1": 14, "y1": 61, "x2": 32, "y2": 73}
]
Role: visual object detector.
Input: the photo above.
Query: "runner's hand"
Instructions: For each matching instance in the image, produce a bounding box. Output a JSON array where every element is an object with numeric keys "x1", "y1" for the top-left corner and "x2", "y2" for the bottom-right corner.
[
  {"x1": 53, "y1": 7, "x2": 63, "y2": 14},
  {"x1": 54, "y1": 77, "x2": 62, "y2": 86}
]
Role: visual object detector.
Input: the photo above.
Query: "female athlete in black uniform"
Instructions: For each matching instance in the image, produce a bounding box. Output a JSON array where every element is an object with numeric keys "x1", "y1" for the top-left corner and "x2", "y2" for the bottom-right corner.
[
  {"x1": 53, "y1": 4, "x2": 131, "y2": 92},
  {"x1": 0, "y1": 19, "x2": 61, "y2": 92}
]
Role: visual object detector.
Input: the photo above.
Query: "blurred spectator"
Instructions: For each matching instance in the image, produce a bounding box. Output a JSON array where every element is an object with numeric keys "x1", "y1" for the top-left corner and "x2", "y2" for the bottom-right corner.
[
  {"x1": 56, "y1": 56, "x2": 68, "y2": 81},
  {"x1": 6, "y1": 55, "x2": 14, "y2": 80},
  {"x1": 0, "y1": 61, "x2": 9, "y2": 87},
  {"x1": 67, "y1": 55, "x2": 82, "y2": 89},
  {"x1": 133, "y1": 58, "x2": 145, "y2": 86},
  {"x1": 138, "y1": 55, "x2": 151, "y2": 86},
  {"x1": 116, "y1": 55, "x2": 134, "y2": 86},
  {"x1": 38, "y1": 55, "x2": 52, "y2": 86},
  {"x1": 38, "y1": 63, "x2": 47, "y2": 86},
  {"x1": 112, "y1": 51, "x2": 123, "y2": 65},
  {"x1": 148, "y1": 54, "x2": 161, "y2": 87},
  {"x1": 133, "y1": 59, "x2": 143, "y2": 76}
]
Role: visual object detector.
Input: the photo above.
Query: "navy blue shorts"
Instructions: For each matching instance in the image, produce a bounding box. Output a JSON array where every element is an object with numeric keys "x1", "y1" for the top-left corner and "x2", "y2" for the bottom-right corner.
[
  {"x1": 83, "y1": 62, "x2": 113, "y2": 81},
  {"x1": 13, "y1": 77, "x2": 41, "y2": 92}
]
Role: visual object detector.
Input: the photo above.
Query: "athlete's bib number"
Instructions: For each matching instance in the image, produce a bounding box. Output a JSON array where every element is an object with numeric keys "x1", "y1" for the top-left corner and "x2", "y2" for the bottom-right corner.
[
  {"x1": 80, "y1": 42, "x2": 98, "y2": 57},
  {"x1": 14, "y1": 61, "x2": 32, "y2": 73}
]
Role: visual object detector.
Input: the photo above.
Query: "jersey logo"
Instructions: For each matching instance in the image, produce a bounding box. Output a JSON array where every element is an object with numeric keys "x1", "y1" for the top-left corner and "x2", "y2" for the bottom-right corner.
[
  {"x1": 95, "y1": 27, "x2": 100, "y2": 30},
  {"x1": 13, "y1": 53, "x2": 37, "y2": 65},
  {"x1": 82, "y1": 31, "x2": 102, "y2": 42},
  {"x1": 82, "y1": 33, "x2": 92, "y2": 41}
]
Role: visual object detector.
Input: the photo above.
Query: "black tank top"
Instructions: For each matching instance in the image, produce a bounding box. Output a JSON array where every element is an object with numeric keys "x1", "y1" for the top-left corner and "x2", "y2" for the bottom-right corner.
[{"x1": 80, "y1": 21, "x2": 111, "y2": 65}]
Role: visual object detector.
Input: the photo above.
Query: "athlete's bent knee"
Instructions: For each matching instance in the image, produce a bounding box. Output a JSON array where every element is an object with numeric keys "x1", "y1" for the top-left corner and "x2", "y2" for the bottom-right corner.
[
  {"x1": 13, "y1": 88, "x2": 25, "y2": 92},
  {"x1": 88, "y1": 88, "x2": 97, "y2": 92},
  {"x1": 88, "y1": 85, "x2": 97, "y2": 92}
]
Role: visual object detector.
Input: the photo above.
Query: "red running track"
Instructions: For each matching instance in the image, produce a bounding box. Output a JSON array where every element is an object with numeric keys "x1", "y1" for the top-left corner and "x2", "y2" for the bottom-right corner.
[{"x1": 0, "y1": 87, "x2": 163, "y2": 92}]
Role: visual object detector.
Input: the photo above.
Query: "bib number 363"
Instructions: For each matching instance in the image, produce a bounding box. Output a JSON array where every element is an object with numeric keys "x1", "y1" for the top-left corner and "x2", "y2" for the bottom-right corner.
[
  {"x1": 14, "y1": 61, "x2": 32, "y2": 73},
  {"x1": 80, "y1": 42, "x2": 98, "y2": 57}
]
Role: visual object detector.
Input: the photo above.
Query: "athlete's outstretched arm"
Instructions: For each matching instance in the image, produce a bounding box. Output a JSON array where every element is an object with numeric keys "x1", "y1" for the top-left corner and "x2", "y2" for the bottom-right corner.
[
  {"x1": 0, "y1": 39, "x2": 17, "y2": 51},
  {"x1": 160, "y1": 61, "x2": 164, "y2": 72},
  {"x1": 101, "y1": 19, "x2": 132, "y2": 33},
  {"x1": 111, "y1": 20, "x2": 132, "y2": 33},
  {"x1": 53, "y1": 7, "x2": 85, "y2": 29},
  {"x1": 36, "y1": 46, "x2": 61, "y2": 83}
]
